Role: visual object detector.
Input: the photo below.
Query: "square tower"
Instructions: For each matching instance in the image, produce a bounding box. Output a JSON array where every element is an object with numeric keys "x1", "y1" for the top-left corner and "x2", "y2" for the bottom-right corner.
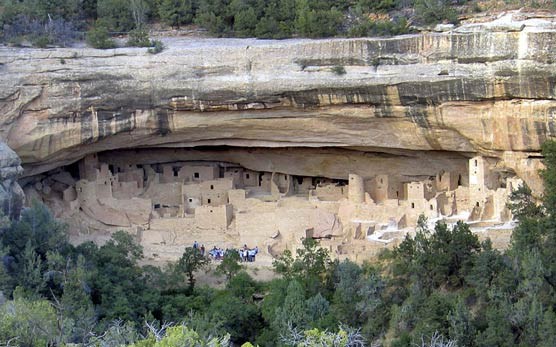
[{"x1": 469, "y1": 156, "x2": 486, "y2": 188}]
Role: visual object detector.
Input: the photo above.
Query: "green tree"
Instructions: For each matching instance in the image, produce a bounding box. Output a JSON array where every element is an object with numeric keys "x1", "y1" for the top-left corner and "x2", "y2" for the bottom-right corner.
[
  {"x1": 177, "y1": 247, "x2": 210, "y2": 290},
  {"x1": 19, "y1": 241, "x2": 45, "y2": 296},
  {"x1": 130, "y1": 325, "x2": 230, "y2": 347},
  {"x1": 273, "y1": 238, "x2": 331, "y2": 294},
  {"x1": 97, "y1": 0, "x2": 135, "y2": 31},
  {"x1": 306, "y1": 292, "x2": 330, "y2": 328},
  {"x1": 0, "y1": 293, "x2": 58, "y2": 347},
  {"x1": 159, "y1": 0, "x2": 196, "y2": 28},
  {"x1": 34, "y1": 0, "x2": 80, "y2": 20},
  {"x1": 127, "y1": 27, "x2": 151, "y2": 47},
  {"x1": 233, "y1": 7, "x2": 258, "y2": 36},
  {"x1": 91, "y1": 231, "x2": 160, "y2": 324},
  {"x1": 507, "y1": 184, "x2": 543, "y2": 222},
  {"x1": 539, "y1": 309, "x2": 556, "y2": 347},
  {"x1": 59, "y1": 255, "x2": 96, "y2": 343},
  {"x1": 2, "y1": 200, "x2": 68, "y2": 260},
  {"x1": 209, "y1": 288, "x2": 263, "y2": 343},
  {"x1": 332, "y1": 260, "x2": 362, "y2": 325},
  {"x1": 215, "y1": 249, "x2": 242, "y2": 281},
  {"x1": 448, "y1": 297, "x2": 475, "y2": 347},
  {"x1": 87, "y1": 22, "x2": 116, "y2": 48},
  {"x1": 414, "y1": 0, "x2": 458, "y2": 25},
  {"x1": 273, "y1": 280, "x2": 307, "y2": 336}
]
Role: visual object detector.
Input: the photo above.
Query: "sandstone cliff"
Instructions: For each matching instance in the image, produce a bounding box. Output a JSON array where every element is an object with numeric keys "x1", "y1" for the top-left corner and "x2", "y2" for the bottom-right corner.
[
  {"x1": 0, "y1": 142, "x2": 24, "y2": 219},
  {"x1": 1, "y1": 11, "x2": 555, "y2": 192}
]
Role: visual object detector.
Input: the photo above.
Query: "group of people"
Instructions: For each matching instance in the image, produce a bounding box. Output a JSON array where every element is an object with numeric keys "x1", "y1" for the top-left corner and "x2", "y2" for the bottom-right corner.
[
  {"x1": 239, "y1": 245, "x2": 258, "y2": 262},
  {"x1": 192, "y1": 241, "x2": 258, "y2": 262}
]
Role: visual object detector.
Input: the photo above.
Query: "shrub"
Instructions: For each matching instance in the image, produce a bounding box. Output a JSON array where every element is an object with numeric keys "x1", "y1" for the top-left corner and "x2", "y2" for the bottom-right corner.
[
  {"x1": 1, "y1": 15, "x2": 77, "y2": 47},
  {"x1": 414, "y1": 0, "x2": 459, "y2": 25},
  {"x1": 147, "y1": 39, "x2": 165, "y2": 54},
  {"x1": 97, "y1": 0, "x2": 135, "y2": 31},
  {"x1": 331, "y1": 65, "x2": 347, "y2": 75},
  {"x1": 31, "y1": 35, "x2": 51, "y2": 48},
  {"x1": 127, "y1": 27, "x2": 151, "y2": 47},
  {"x1": 87, "y1": 23, "x2": 116, "y2": 49},
  {"x1": 348, "y1": 17, "x2": 409, "y2": 37}
]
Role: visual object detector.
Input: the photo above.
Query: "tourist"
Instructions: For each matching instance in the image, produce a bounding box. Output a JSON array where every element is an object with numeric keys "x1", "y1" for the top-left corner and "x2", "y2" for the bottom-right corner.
[
  {"x1": 200, "y1": 244, "x2": 205, "y2": 256},
  {"x1": 193, "y1": 241, "x2": 199, "y2": 249},
  {"x1": 248, "y1": 246, "x2": 258, "y2": 262}
]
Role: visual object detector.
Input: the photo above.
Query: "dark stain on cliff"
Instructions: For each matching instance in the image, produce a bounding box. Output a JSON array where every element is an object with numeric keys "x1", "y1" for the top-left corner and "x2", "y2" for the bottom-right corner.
[
  {"x1": 96, "y1": 110, "x2": 136, "y2": 139},
  {"x1": 534, "y1": 121, "x2": 548, "y2": 145},
  {"x1": 289, "y1": 86, "x2": 390, "y2": 108},
  {"x1": 157, "y1": 110, "x2": 171, "y2": 136},
  {"x1": 80, "y1": 111, "x2": 94, "y2": 144},
  {"x1": 405, "y1": 106, "x2": 442, "y2": 150}
]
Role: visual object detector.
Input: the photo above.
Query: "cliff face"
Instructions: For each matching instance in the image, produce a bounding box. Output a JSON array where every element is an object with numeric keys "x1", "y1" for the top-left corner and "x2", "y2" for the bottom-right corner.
[
  {"x1": 0, "y1": 142, "x2": 24, "y2": 219},
  {"x1": 0, "y1": 13, "x2": 555, "y2": 191}
]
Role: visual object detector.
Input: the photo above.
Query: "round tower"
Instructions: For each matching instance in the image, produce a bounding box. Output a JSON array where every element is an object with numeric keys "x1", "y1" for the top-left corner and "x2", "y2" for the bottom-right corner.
[{"x1": 348, "y1": 174, "x2": 365, "y2": 203}]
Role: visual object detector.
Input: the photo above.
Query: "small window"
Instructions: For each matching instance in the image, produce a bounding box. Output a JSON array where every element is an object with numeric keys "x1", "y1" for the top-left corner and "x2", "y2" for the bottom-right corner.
[
  {"x1": 380, "y1": 178, "x2": 383, "y2": 184},
  {"x1": 210, "y1": 210, "x2": 213, "y2": 213},
  {"x1": 411, "y1": 203, "x2": 415, "y2": 209},
  {"x1": 475, "y1": 159, "x2": 478, "y2": 167},
  {"x1": 188, "y1": 198, "x2": 193, "y2": 202},
  {"x1": 154, "y1": 203, "x2": 161, "y2": 209},
  {"x1": 173, "y1": 167, "x2": 179, "y2": 177},
  {"x1": 210, "y1": 185, "x2": 214, "y2": 190},
  {"x1": 208, "y1": 199, "x2": 211, "y2": 204},
  {"x1": 476, "y1": 202, "x2": 480, "y2": 207},
  {"x1": 246, "y1": 173, "x2": 250, "y2": 179},
  {"x1": 194, "y1": 172, "x2": 200, "y2": 178},
  {"x1": 430, "y1": 204, "x2": 433, "y2": 210}
]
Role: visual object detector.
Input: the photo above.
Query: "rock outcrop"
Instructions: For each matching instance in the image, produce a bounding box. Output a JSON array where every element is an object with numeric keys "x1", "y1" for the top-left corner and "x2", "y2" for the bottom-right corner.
[
  {"x1": 3, "y1": 11, "x2": 554, "y2": 260},
  {"x1": 0, "y1": 142, "x2": 24, "y2": 219},
  {"x1": 0, "y1": 11, "x2": 555, "y2": 195}
]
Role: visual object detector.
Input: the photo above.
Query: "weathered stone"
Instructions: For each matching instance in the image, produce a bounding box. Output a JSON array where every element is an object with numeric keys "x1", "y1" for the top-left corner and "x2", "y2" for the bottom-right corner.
[
  {"x1": 2, "y1": 11, "x2": 556, "y2": 261},
  {"x1": 0, "y1": 142, "x2": 24, "y2": 219},
  {"x1": 1, "y1": 20, "x2": 556, "y2": 194}
]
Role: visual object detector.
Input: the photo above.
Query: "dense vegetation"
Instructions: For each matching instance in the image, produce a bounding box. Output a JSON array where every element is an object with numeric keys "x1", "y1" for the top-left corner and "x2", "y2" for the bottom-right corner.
[
  {"x1": 1, "y1": 147, "x2": 556, "y2": 346},
  {"x1": 0, "y1": 0, "x2": 484, "y2": 47},
  {"x1": 2, "y1": 0, "x2": 554, "y2": 47},
  {"x1": 1, "y1": 141, "x2": 556, "y2": 346}
]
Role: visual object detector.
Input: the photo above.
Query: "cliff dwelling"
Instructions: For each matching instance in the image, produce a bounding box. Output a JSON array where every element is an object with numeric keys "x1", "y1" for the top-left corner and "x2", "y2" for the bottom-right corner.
[
  {"x1": 4, "y1": 16, "x2": 556, "y2": 263},
  {"x1": 19, "y1": 147, "x2": 522, "y2": 263}
]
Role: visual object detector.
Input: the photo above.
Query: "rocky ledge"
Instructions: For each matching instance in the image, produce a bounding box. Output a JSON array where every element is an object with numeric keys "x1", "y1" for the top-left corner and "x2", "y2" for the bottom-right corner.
[{"x1": 1, "y1": 11, "x2": 556, "y2": 192}]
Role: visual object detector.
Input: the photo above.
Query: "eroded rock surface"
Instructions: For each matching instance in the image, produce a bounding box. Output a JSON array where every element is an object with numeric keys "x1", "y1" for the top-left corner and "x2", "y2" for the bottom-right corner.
[
  {"x1": 2, "y1": 11, "x2": 556, "y2": 261},
  {"x1": 0, "y1": 142, "x2": 24, "y2": 219},
  {"x1": 0, "y1": 13, "x2": 555, "y2": 191}
]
